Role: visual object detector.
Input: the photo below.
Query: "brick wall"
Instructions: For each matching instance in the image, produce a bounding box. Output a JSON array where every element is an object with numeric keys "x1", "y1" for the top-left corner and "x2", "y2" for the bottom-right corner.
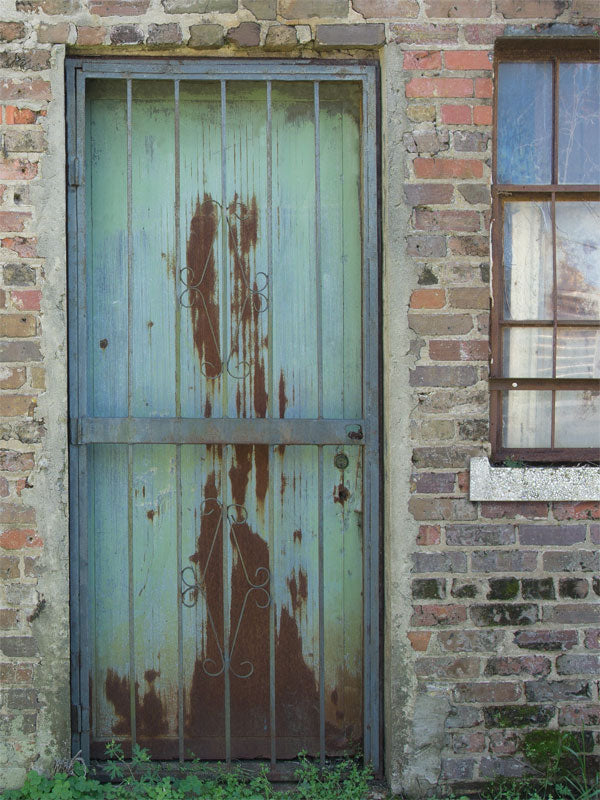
[{"x1": 0, "y1": 0, "x2": 598, "y2": 792}]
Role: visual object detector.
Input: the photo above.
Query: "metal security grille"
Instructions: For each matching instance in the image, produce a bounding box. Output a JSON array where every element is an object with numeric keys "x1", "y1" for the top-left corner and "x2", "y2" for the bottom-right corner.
[{"x1": 66, "y1": 59, "x2": 380, "y2": 772}]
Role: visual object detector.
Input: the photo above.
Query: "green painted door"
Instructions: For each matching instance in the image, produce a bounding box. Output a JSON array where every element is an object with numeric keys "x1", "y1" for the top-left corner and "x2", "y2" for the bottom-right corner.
[{"x1": 70, "y1": 63, "x2": 379, "y2": 766}]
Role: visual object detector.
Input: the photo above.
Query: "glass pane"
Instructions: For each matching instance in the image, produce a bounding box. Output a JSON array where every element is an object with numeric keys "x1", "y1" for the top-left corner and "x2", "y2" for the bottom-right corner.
[
  {"x1": 555, "y1": 390, "x2": 600, "y2": 448},
  {"x1": 556, "y1": 329, "x2": 600, "y2": 378},
  {"x1": 502, "y1": 390, "x2": 552, "y2": 448},
  {"x1": 556, "y1": 201, "x2": 600, "y2": 319},
  {"x1": 503, "y1": 201, "x2": 553, "y2": 319},
  {"x1": 559, "y1": 62, "x2": 600, "y2": 185},
  {"x1": 497, "y1": 62, "x2": 552, "y2": 185},
  {"x1": 502, "y1": 328, "x2": 553, "y2": 378}
]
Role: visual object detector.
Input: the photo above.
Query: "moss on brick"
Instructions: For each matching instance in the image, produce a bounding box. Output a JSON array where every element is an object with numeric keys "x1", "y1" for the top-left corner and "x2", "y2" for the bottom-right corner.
[
  {"x1": 483, "y1": 704, "x2": 554, "y2": 728},
  {"x1": 487, "y1": 577, "x2": 519, "y2": 600}
]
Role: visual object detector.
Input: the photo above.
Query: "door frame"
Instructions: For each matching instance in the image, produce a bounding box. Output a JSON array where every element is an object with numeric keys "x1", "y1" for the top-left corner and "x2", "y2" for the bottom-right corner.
[{"x1": 66, "y1": 57, "x2": 381, "y2": 772}]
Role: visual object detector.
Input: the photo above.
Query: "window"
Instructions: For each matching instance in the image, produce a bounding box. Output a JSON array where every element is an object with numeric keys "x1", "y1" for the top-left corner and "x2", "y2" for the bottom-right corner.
[{"x1": 491, "y1": 39, "x2": 600, "y2": 462}]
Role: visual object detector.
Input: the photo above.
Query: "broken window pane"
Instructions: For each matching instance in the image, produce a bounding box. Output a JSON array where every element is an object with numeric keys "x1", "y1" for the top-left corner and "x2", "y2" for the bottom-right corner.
[
  {"x1": 497, "y1": 62, "x2": 552, "y2": 185},
  {"x1": 554, "y1": 390, "x2": 600, "y2": 447},
  {"x1": 556, "y1": 201, "x2": 600, "y2": 320},
  {"x1": 503, "y1": 201, "x2": 553, "y2": 320},
  {"x1": 559, "y1": 62, "x2": 600, "y2": 185}
]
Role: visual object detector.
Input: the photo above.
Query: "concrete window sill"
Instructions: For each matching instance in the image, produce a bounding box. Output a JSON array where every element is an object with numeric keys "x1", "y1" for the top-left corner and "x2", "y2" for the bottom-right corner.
[{"x1": 469, "y1": 457, "x2": 600, "y2": 502}]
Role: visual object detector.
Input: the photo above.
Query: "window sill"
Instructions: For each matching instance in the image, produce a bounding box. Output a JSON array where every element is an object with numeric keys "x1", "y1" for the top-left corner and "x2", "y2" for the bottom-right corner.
[{"x1": 469, "y1": 457, "x2": 600, "y2": 502}]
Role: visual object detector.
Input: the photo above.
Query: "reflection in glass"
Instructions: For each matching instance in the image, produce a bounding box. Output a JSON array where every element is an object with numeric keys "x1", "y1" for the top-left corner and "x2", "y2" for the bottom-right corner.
[
  {"x1": 554, "y1": 390, "x2": 600, "y2": 448},
  {"x1": 502, "y1": 328, "x2": 553, "y2": 377},
  {"x1": 503, "y1": 202, "x2": 553, "y2": 320},
  {"x1": 497, "y1": 62, "x2": 552, "y2": 185},
  {"x1": 559, "y1": 63, "x2": 600, "y2": 185},
  {"x1": 556, "y1": 329, "x2": 600, "y2": 378},
  {"x1": 556, "y1": 201, "x2": 600, "y2": 320},
  {"x1": 502, "y1": 390, "x2": 552, "y2": 448}
]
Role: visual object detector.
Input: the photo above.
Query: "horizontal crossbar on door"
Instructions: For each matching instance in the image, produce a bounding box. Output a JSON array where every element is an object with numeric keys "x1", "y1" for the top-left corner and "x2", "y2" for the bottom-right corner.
[{"x1": 70, "y1": 417, "x2": 366, "y2": 445}]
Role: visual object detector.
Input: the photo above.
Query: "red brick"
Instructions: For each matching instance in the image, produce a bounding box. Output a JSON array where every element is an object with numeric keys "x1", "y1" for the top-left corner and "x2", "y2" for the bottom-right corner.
[
  {"x1": 404, "y1": 183, "x2": 454, "y2": 205},
  {"x1": 480, "y1": 501, "x2": 548, "y2": 519},
  {"x1": 0, "y1": 451, "x2": 34, "y2": 472},
  {"x1": 496, "y1": 0, "x2": 567, "y2": 18},
  {"x1": 76, "y1": 26, "x2": 105, "y2": 45},
  {"x1": 445, "y1": 50, "x2": 493, "y2": 71},
  {"x1": 429, "y1": 340, "x2": 488, "y2": 361},
  {"x1": 475, "y1": 78, "x2": 493, "y2": 98},
  {"x1": 0, "y1": 212, "x2": 31, "y2": 233},
  {"x1": 407, "y1": 631, "x2": 431, "y2": 651},
  {"x1": 0, "y1": 529, "x2": 42, "y2": 549},
  {"x1": 403, "y1": 50, "x2": 442, "y2": 70},
  {"x1": 559, "y1": 705, "x2": 600, "y2": 726},
  {"x1": 454, "y1": 681, "x2": 522, "y2": 703},
  {"x1": 457, "y1": 471, "x2": 469, "y2": 493},
  {"x1": 0, "y1": 505, "x2": 36, "y2": 525},
  {"x1": 407, "y1": 77, "x2": 473, "y2": 98},
  {"x1": 410, "y1": 288, "x2": 446, "y2": 309},
  {"x1": 0, "y1": 160, "x2": 37, "y2": 181},
  {"x1": 414, "y1": 158, "x2": 483, "y2": 179},
  {"x1": 411, "y1": 604, "x2": 468, "y2": 626},
  {"x1": 0, "y1": 80, "x2": 51, "y2": 103},
  {"x1": 463, "y1": 23, "x2": 505, "y2": 43},
  {"x1": 441, "y1": 104, "x2": 472, "y2": 124},
  {"x1": 10, "y1": 291, "x2": 41, "y2": 312},
  {"x1": 425, "y1": 0, "x2": 491, "y2": 15},
  {"x1": 417, "y1": 524, "x2": 441, "y2": 545},
  {"x1": 0, "y1": 23, "x2": 26, "y2": 42},
  {"x1": 4, "y1": 107, "x2": 37, "y2": 125},
  {"x1": 1, "y1": 238, "x2": 37, "y2": 257},
  {"x1": 415, "y1": 209, "x2": 480, "y2": 232},
  {"x1": 553, "y1": 502, "x2": 600, "y2": 521},
  {"x1": 485, "y1": 655, "x2": 550, "y2": 676},
  {"x1": 473, "y1": 105, "x2": 493, "y2": 125}
]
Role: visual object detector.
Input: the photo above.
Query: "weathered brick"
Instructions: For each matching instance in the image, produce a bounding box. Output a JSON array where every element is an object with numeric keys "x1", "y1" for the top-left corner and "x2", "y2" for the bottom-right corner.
[
  {"x1": 449, "y1": 235, "x2": 489, "y2": 256},
  {"x1": 0, "y1": 556, "x2": 19, "y2": 579},
  {"x1": 0, "y1": 609, "x2": 18, "y2": 629},
  {"x1": 110, "y1": 25, "x2": 143, "y2": 45},
  {"x1": 458, "y1": 183, "x2": 489, "y2": 204},
  {"x1": 556, "y1": 654, "x2": 600, "y2": 675},
  {"x1": 0, "y1": 529, "x2": 41, "y2": 549},
  {"x1": 280, "y1": 0, "x2": 347, "y2": 16},
  {"x1": 480, "y1": 502, "x2": 548, "y2": 520},
  {"x1": 0, "y1": 341, "x2": 41, "y2": 363},
  {"x1": 412, "y1": 578, "x2": 446, "y2": 600},
  {"x1": 0, "y1": 51, "x2": 49, "y2": 74},
  {"x1": 438, "y1": 630, "x2": 504, "y2": 652},
  {"x1": 446, "y1": 705, "x2": 482, "y2": 729},
  {"x1": 409, "y1": 288, "x2": 446, "y2": 309},
  {"x1": 471, "y1": 551, "x2": 537, "y2": 572},
  {"x1": 425, "y1": 0, "x2": 491, "y2": 16},
  {"x1": 487, "y1": 577, "x2": 519, "y2": 600},
  {"x1": 243, "y1": 0, "x2": 276, "y2": 16},
  {"x1": 3, "y1": 265, "x2": 36, "y2": 286},
  {"x1": 415, "y1": 157, "x2": 483, "y2": 179},
  {"x1": 514, "y1": 629, "x2": 577, "y2": 652},
  {"x1": 316, "y1": 24, "x2": 385, "y2": 46},
  {"x1": 525, "y1": 680, "x2": 591, "y2": 702},
  {"x1": 406, "y1": 234, "x2": 446, "y2": 258},
  {"x1": 445, "y1": 50, "x2": 493, "y2": 70},
  {"x1": 489, "y1": 731, "x2": 519, "y2": 755},
  {"x1": 410, "y1": 365, "x2": 478, "y2": 388},
  {"x1": 559, "y1": 705, "x2": 600, "y2": 726},
  {"x1": 24, "y1": 556, "x2": 38, "y2": 577},
  {"x1": 452, "y1": 732, "x2": 486, "y2": 753},
  {"x1": 451, "y1": 580, "x2": 480, "y2": 599},
  {"x1": 584, "y1": 629, "x2": 600, "y2": 649},
  {"x1": 414, "y1": 209, "x2": 480, "y2": 232},
  {"x1": 447, "y1": 525, "x2": 514, "y2": 547},
  {"x1": 471, "y1": 603, "x2": 539, "y2": 627},
  {"x1": 0, "y1": 80, "x2": 51, "y2": 103},
  {"x1": 89, "y1": 0, "x2": 149, "y2": 11},
  {"x1": 543, "y1": 550, "x2": 600, "y2": 572},
  {"x1": 403, "y1": 51, "x2": 442, "y2": 70},
  {"x1": 519, "y1": 524, "x2": 585, "y2": 546},
  {"x1": 17, "y1": 0, "x2": 79, "y2": 10},
  {"x1": 429, "y1": 340, "x2": 488, "y2": 361},
  {"x1": 37, "y1": 23, "x2": 71, "y2": 43},
  {"x1": 440, "y1": 758, "x2": 475, "y2": 780},
  {"x1": 407, "y1": 631, "x2": 431, "y2": 651},
  {"x1": 405, "y1": 128, "x2": 450, "y2": 154},
  {"x1": 5, "y1": 108, "x2": 37, "y2": 126},
  {"x1": 441, "y1": 104, "x2": 472, "y2": 124},
  {"x1": 0, "y1": 396, "x2": 36, "y2": 417},
  {"x1": 411, "y1": 472, "x2": 454, "y2": 493},
  {"x1": 264, "y1": 25, "x2": 298, "y2": 47},
  {"x1": 188, "y1": 24, "x2": 227, "y2": 48},
  {"x1": 0, "y1": 450, "x2": 34, "y2": 472},
  {"x1": 458, "y1": 419, "x2": 489, "y2": 441},
  {"x1": 475, "y1": 77, "x2": 493, "y2": 98},
  {"x1": 2, "y1": 237, "x2": 38, "y2": 257},
  {"x1": 0, "y1": 368, "x2": 26, "y2": 390},
  {"x1": 453, "y1": 131, "x2": 490, "y2": 152},
  {"x1": 0, "y1": 638, "x2": 38, "y2": 658},
  {"x1": 545, "y1": 604, "x2": 600, "y2": 624},
  {"x1": 496, "y1": 0, "x2": 567, "y2": 17},
  {"x1": 521, "y1": 578, "x2": 555, "y2": 600},
  {"x1": 483, "y1": 704, "x2": 554, "y2": 728},
  {"x1": 553, "y1": 501, "x2": 600, "y2": 520},
  {"x1": 0, "y1": 160, "x2": 37, "y2": 182},
  {"x1": 485, "y1": 656, "x2": 550, "y2": 677},
  {"x1": 417, "y1": 524, "x2": 441, "y2": 545},
  {"x1": 407, "y1": 104, "x2": 436, "y2": 122},
  {"x1": 591, "y1": 524, "x2": 600, "y2": 544},
  {"x1": 353, "y1": 0, "x2": 419, "y2": 15},
  {"x1": 479, "y1": 758, "x2": 533, "y2": 779},
  {"x1": 391, "y1": 22, "x2": 459, "y2": 43},
  {"x1": 10, "y1": 291, "x2": 41, "y2": 312},
  {"x1": 412, "y1": 552, "x2": 467, "y2": 573},
  {"x1": 454, "y1": 682, "x2": 521, "y2": 703},
  {"x1": 559, "y1": 577, "x2": 589, "y2": 599},
  {"x1": 228, "y1": 21, "x2": 261, "y2": 46},
  {"x1": 411, "y1": 604, "x2": 467, "y2": 626},
  {"x1": 415, "y1": 656, "x2": 480, "y2": 678},
  {"x1": 76, "y1": 26, "x2": 105, "y2": 45},
  {"x1": 0, "y1": 23, "x2": 26, "y2": 42},
  {"x1": 0, "y1": 315, "x2": 36, "y2": 337},
  {"x1": 412, "y1": 446, "x2": 480, "y2": 469},
  {"x1": 147, "y1": 23, "x2": 182, "y2": 44},
  {"x1": 473, "y1": 105, "x2": 493, "y2": 125},
  {"x1": 406, "y1": 77, "x2": 473, "y2": 98}
]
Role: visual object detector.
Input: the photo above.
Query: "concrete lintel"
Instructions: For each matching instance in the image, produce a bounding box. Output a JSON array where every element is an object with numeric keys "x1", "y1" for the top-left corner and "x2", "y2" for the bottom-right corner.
[{"x1": 469, "y1": 457, "x2": 600, "y2": 502}]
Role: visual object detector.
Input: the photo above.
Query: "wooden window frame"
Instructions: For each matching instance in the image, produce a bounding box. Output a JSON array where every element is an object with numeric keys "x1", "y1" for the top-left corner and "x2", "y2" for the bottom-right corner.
[{"x1": 490, "y1": 39, "x2": 600, "y2": 464}]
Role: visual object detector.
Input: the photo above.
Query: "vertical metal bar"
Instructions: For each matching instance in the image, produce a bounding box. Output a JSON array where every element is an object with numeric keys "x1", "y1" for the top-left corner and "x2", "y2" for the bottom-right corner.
[
  {"x1": 551, "y1": 192, "x2": 557, "y2": 448},
  {"x1": 222, "y1": 449, "x2": 231, "y2": 763},
  {"x1": 318, "y1": 446, "x2": 325, "y2": 768},
  {"x1": 126, "y1": 79, "x2": 136, "y2": 749},
  {"x1": 314, "y1": 82, "x2": 323, "y2": 421},
  {"x1": 221, "y1": 80, "x2": 229, "y2": 419},
  {"x1": 174, "y1": 79, "x2": 184, "y2": 763},
  {"x1": 266, "y1": 81, "x2": 277, "y2": 769}
]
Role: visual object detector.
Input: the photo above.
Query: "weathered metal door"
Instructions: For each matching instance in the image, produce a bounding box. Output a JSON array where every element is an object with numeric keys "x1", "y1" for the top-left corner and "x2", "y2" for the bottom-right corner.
[{"x1": 67, "y1": 59, "x2": 379, "y2": 770}]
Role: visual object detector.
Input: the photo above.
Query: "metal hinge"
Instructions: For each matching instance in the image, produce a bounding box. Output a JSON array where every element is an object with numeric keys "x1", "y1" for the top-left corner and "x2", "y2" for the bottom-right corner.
[{"x1": 68, "y1": 157, "x2": 81, "y2": 187}]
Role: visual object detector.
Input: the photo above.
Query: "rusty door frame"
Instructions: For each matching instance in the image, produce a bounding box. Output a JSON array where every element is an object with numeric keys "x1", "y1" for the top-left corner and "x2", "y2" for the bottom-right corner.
[{"x1": 66, "y1": 57, "x2": 381, "y2": 772}]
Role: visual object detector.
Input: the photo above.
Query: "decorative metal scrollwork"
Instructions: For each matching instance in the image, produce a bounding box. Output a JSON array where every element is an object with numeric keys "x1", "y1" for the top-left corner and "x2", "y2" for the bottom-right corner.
[
  {"x1": 181, "y1": 497, "x2": 271, "y2": 680},
  {"x1": 179, "y1": 198, "x2": 268, "y2": 381}
]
